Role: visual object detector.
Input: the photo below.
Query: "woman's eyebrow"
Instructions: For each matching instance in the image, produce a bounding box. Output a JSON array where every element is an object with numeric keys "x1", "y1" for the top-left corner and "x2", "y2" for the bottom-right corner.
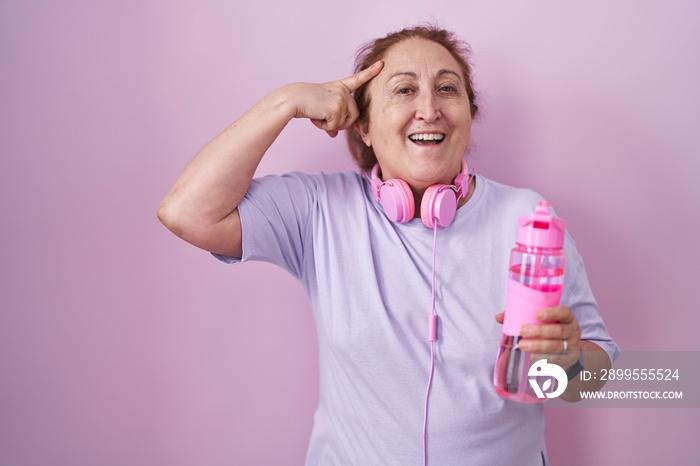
[
  {"x1": 437, "y1": 69, "x2": 463, "y2": 82},
  {"x1": 387, "y1": 70, "x2": 463, "y2": 82},
  {"x1": 387, "y1": 71, "x2": 417, "y2": 82}
]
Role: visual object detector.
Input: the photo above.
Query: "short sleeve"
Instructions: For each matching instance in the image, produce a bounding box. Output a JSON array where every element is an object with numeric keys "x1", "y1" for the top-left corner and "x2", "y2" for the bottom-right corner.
[
  {"x1": 562, "y1": 233, "x2": 621, "y2": 364},
  {"x1": 211, "y1": 172, "x2": 316, "y2": 279}
]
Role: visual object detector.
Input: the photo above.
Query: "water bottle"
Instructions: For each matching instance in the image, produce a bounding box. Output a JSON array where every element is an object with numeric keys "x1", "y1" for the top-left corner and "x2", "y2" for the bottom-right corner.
[{"x1": 494, "y1": 201, "x2": 566, "y2": 403}]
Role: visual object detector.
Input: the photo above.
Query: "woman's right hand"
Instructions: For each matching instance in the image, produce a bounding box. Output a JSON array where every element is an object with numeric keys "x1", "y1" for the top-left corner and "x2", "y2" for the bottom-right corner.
[{"x1": 284, "y1": 60, "x2": 383, "y2": 138}]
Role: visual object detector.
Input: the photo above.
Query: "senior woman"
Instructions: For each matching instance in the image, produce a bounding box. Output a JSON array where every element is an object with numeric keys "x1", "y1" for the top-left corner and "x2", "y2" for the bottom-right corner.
[{"x1": 159, "y1": 25, "x2": 619, "y2": 466}]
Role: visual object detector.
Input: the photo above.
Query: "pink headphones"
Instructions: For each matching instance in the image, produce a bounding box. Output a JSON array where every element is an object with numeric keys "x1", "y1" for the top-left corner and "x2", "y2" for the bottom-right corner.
[{"x1": 369, "y1": 160, "x2": 470, "y2": 229}]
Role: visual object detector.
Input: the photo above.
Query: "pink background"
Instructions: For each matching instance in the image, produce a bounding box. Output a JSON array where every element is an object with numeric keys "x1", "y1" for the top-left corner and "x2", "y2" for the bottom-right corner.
[{"x1": 1, "y1": 1, "x2": 699, "y2": 465}]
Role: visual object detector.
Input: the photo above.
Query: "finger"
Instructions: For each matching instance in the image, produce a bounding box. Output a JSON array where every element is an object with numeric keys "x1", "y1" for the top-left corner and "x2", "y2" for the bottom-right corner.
[
  {"x1": 494, "y1": 312, "x2": 504, "y2": 324},
  {"x1": 311, "y1": 113, "x2": 345, "y2": 129},
  {"x1": 339, "y1": 60, "x2": 384, "y2": 92},
  {"x1": 521, "y1": 323, "x2": 572, "y2": 340},
  {"x1": 519, "y1": 338, "x2": 572, "y2": 355},
  {"x1": 536, "y1": 305, "x2": 576, "y2": 324},
  {"x1": 527, "y1": 351, "x2": 576, "y2": 370},
  {"x1": 344, "y1": 100, "x2": 360, "y2": 124},
  {"x1": 520, "y1": 340, "x2": 580, "y2": 370},
  {"x1": 312, "y1": 103, "x2": 359, "y2": 133},
  {"x1": 335, "y1": 102, "x2": 361, "y2": 130},
  {"x1": 310, "y1": 118, "x2": 327, "y2": 131},
  {"x1": 310, "y1": 118, "x2": 341, "y2": 138}
]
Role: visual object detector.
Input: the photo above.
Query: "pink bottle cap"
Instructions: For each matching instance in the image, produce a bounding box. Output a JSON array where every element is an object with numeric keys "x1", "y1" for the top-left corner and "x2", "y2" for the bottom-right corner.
[{"x1": 516, "y1": 201, "x2": 566, "y2": 249}]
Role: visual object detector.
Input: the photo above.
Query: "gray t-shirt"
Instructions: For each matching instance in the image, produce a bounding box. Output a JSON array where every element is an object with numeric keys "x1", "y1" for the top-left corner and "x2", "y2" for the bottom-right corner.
[{"x1": 215, "y1": 171, "x2": 620, "y2": 465}]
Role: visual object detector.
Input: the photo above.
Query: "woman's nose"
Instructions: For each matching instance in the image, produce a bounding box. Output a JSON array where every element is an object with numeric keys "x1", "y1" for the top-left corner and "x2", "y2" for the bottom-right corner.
[{"x1": 414, "y1": 92, "x2": 440, "y2": 122}]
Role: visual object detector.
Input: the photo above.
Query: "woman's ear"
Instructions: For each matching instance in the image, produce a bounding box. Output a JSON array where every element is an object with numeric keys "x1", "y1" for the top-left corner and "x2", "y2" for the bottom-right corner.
[{"x1": 354, "y1": 120, "x2": 371, "y2": 147}]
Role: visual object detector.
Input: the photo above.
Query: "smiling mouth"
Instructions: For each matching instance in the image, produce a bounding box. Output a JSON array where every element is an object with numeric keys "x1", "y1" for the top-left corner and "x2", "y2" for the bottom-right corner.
[{"x1": 408, "y1": 133, "x2": 445, "y2": 145}]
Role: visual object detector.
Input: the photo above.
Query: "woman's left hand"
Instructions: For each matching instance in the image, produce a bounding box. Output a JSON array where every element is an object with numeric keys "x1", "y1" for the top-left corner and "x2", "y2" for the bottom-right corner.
[{"x1": 495, "y1": 305, "x2": 581, "y2": 370}]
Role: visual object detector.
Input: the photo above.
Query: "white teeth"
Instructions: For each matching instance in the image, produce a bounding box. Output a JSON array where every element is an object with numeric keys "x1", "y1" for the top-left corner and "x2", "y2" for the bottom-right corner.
[{"x1": 409, "y1": 133, "x2": 445, "y2": 142}]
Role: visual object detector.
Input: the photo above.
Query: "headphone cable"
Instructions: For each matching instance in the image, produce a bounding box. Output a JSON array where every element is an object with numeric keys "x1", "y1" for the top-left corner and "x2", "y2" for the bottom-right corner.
[{"x1": 423, "y1": 222, "x2": 439, "y2": 466}]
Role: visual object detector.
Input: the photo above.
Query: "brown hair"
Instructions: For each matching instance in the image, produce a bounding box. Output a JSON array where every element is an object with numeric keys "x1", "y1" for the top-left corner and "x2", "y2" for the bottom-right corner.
[{"x1": 346, "y1": 25, "x2": 479, "y2": 171}]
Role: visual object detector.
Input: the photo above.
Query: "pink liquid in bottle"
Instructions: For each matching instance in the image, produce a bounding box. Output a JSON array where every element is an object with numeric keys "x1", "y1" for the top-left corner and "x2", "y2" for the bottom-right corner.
[{"x1": 494, "y1": 201, "x2": 566, "y2": 403}]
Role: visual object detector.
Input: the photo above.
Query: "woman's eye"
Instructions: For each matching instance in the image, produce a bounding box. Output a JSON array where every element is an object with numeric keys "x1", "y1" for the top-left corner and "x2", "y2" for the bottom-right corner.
[
  {"x1": 439, "y1": 85, "x2": 457, "y2": 93},
  {"x1": 398, "y1": 88, "x2": 413, "y2": 95}
]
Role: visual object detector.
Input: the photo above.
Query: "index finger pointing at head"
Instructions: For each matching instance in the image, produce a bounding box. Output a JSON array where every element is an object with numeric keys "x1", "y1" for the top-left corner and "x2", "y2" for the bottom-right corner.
[{"x1": 340, "y1": 60, "x2": 384, "y2": 92}]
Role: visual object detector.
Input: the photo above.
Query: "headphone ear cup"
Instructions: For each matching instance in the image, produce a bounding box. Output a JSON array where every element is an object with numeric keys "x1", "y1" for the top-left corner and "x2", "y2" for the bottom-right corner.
[
  {"x1": 379, "y1": 179, "x2": 415, "y2": 222},
  {"x1": 421, "y1": 185, "x2": 458, "y2": 229}
]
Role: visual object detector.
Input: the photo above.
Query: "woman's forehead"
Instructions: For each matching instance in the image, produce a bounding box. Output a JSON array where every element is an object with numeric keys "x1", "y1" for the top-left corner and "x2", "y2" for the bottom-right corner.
[{"x1": 378, "y1": 38, "x2": 462, "y2": 77}]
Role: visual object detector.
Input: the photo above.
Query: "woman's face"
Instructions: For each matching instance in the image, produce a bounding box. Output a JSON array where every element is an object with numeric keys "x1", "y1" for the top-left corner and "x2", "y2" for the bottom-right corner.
[{"x1": 357, "y1": 38, "x2": 473, "y2": 191}]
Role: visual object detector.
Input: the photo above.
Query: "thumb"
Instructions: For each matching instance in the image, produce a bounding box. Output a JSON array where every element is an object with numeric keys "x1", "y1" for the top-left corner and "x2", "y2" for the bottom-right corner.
[
  {"x1": 495, "y1": 312, "x2": 504, "y2": 324},
  {"x1": 339, "y1": 60, "x2": 384, "y2": 92}
]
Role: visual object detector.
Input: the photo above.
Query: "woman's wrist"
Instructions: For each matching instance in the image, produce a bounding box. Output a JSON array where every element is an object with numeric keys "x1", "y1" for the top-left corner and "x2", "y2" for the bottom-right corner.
[{"x1": 264, "y1": 83, "x2": 304, "y2": 122}]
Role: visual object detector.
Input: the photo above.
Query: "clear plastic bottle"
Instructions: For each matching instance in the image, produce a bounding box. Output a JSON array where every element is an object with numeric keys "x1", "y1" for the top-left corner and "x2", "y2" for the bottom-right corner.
[{"x1": 493, "y1": 201, "x2": 566, "y2": 403}]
